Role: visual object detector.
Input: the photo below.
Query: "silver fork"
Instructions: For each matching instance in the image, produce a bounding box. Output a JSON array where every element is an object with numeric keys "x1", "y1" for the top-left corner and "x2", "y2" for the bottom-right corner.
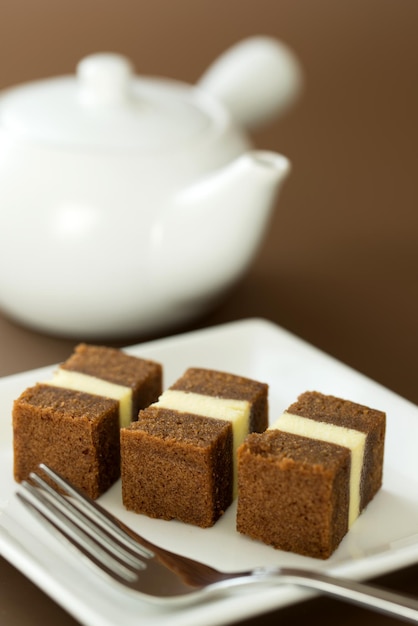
[{"x1": 17, "y1": 464, "x2": 418, "y2": 623}]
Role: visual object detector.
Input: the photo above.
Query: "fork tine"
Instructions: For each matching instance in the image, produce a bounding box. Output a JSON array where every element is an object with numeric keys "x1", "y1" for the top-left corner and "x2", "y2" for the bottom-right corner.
[
  {"x1": 18, "y1": 465, "x2": 220, "y2": 598},
  {"x1": 17, "y1": 487, "x2": 139, "y2": 583},
  {"x1": 25, "y1": 473, "x2": 147, "y2": 570},
  {"x1": 17, "y1": 466, "x2": 151, "y2": 585},
  {"x1": 37, "y1": 463, "x2": 154, "y2": 558}
]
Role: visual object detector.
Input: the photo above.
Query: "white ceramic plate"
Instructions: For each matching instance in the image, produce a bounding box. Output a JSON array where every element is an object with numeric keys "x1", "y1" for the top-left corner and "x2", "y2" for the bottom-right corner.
[{"x1": 1, "y1": 318, "x2": 417, "y2": 626}]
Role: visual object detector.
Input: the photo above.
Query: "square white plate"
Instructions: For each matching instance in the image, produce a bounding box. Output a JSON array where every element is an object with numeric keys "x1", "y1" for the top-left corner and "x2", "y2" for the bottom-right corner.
[{"x1": 1, "y1": 318, "x2": 417, "y2": 626}]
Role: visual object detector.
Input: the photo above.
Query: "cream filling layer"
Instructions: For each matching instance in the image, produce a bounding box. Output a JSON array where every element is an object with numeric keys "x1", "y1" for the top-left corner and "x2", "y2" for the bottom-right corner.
[
  {"x1": 154, "y1": 389, "x2": 251, "y2": 496},
  {"x1": 46, "y1": 369, "x2": 132, "y2": 428},
  {"x1": 271, "y1": 412, "x2": 366, "y2": 527}
]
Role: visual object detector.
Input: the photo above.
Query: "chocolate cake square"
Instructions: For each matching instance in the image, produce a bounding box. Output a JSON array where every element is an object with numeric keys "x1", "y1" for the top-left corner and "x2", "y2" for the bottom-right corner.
[
  {"x1": 121, "y1": 407, "x2": 232, "y2": 527},
  {"x1": 167, "y1": 367, "x2": 268, "y2": 434},
  {"x1": 13, "y1": 384, "x2": 120, "y2": 499},
  {"x1": 237, "y1": 430, "x2": 350, "y2": 558},
  {"x1": 236, "y1": 391, "x2": 385, "y2": 559},
  {"x1": 156, "y1": 367, "x2": 268, "y2": 483},
  {"x1": 120, "y1": 367, "x2": 268, "y2": 526},
  {"x1": 49, "y1": 344, "x2": 163, "y2": 427},
  {"x1": 13, "y1": 344, "x2": 163, "y2": 498}
]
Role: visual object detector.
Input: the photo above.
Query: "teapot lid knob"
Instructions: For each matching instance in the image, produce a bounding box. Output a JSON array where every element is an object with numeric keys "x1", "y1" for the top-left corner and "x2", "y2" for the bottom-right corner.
[
  {"x1": 77, "y1": 53, "x2": 134, "y2": 106},
  {"x1": 0, "y1": 52, "x2": 212, "y2": 150}
]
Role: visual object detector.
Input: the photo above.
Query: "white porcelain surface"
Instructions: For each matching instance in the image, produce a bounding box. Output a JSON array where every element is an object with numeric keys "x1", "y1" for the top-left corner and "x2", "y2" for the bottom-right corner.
[
  {"x1": 1, "y1": 319, "x2": 417, "y2": 626},
  {"x1": 0, "y1": 37, "x2": 302, "y2": 338}
]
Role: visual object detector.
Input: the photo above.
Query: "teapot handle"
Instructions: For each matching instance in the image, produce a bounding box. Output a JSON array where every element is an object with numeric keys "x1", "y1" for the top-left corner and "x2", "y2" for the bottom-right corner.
[{"x1": 197, "y1": 36, "x2": 303, "y2": 130}]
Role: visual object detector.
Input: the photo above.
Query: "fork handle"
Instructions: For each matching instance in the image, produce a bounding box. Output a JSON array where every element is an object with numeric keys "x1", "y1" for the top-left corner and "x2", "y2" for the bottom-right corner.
[{"x1": 257, "y1": 567, "x2": 418, "y2": 623}]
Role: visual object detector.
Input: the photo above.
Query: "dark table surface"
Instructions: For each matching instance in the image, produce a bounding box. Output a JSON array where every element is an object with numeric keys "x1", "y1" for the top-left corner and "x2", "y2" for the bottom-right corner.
[{"x1": 0, "y1": 1, "x2": 417, "y2": 624}]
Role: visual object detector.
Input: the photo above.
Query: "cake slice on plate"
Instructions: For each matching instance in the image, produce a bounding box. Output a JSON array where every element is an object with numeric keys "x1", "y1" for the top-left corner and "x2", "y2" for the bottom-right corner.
[
  {"x1": 13, "y1": 344, "x2": 162, "y2": 499},
  {"x1": 236, "y1": 391, "x2": 386, "y2": 559},
  {"x1": 121, "y1": 367, "x2": 268, "y2": 527}
]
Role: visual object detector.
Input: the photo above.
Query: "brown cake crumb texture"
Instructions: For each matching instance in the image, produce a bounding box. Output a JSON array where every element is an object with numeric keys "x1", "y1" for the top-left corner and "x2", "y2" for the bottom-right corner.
[
  {"x1": 12, "y1": 345, "x2": 163, "y2": 499},
  {"x1": 288, "y1": 391, "x2": 386, "y2": 509},
  {"x1": 171, "y1": 367, "x2": 268, "y2": 432},
  {"x1": 121, "y1": 407, "x2": 233, "y2": 527},
  {"x1": 120, "y1": 368, "x2": 269, "y2": 527},
  {"x1": 237, "y1": 430, "x2": 350, "y2": 559},
  {"x1": 236, "y1": 391, "x2": 386, "y2": 559},
  {"x1": 61, "y1": 343, "x2": 163, "y2": 419},
  {"x1": 13, "y1": 384, "x2": 120, "y2": 499}
]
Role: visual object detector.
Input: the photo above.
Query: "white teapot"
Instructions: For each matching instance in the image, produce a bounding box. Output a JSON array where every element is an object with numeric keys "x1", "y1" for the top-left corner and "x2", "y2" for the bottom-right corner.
[{"x1": 0, "y1": 36, "x2": 302, "y2": 338}]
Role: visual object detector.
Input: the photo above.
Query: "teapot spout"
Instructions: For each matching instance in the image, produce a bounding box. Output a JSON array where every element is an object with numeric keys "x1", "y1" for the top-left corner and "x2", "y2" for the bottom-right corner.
[
  {"x1": 197, "y1": 150, "x2": 291, "y2": 224},
  {"x1": 150, "y1": 150, "x2": 290, "y2": 300}
]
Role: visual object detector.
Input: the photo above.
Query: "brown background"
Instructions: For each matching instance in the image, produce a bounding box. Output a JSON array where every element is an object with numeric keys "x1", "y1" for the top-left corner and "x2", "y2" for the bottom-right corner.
[{"x1": 0, "y1": 1, "x2": 417, "y2": 625}]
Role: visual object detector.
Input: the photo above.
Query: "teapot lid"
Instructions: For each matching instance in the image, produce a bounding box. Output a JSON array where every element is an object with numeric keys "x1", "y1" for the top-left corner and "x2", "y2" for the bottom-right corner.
[{"x1": 0, "y1": 53, "x2": 221, "y2": 151}]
